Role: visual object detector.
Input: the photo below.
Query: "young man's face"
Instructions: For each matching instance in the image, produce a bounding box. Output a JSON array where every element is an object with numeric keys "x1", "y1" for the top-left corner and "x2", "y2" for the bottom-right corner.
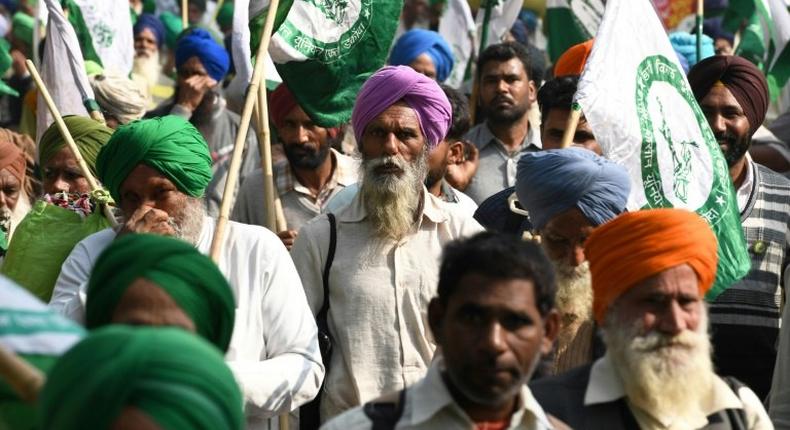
[
  {"x1": 429, "y1": 273, "x2": 557, "y2": 407},
  {"x1": 478, "y1": 58, "x2": 535, "y2": 125},
  {"x1": 540, "y1": 110, "x2": 601, "y2": 155}
]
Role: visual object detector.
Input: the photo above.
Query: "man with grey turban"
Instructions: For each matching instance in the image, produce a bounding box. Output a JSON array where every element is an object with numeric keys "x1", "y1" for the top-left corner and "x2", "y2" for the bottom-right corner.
[
  {"x1": 291, "y1": 66, "x2": 483, "y2": 423},
  {"x1": 89, "y1": 73, "x2": 147, "y2": 128},
  {"x1": 516, "y1": 147, "x2": 630, "y2": 376}
]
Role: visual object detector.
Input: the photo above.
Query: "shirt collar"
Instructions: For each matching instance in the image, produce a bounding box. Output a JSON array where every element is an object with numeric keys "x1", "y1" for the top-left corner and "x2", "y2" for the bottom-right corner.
[
  {"x1": 735, "y1": 154, "x2": 756, "y2": 214},
  {"x1": 277, "y1": 148, "x2": 357, "y2": 196},
  {"x1": 476, "y1": 122, "x2": 542, "y2": 151},
  {"x1": 337, "y1": 185, "x2": 448, "y2": 224}
]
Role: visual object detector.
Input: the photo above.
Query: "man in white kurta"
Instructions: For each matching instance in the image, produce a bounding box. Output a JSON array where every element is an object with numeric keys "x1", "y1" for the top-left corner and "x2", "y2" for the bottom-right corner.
[
  {"x1": 48, "y1": 115, "x2": 323, "y2": 430},
  {"x1": 290, "y1": 66, "x2": 483, "y2": 421}
]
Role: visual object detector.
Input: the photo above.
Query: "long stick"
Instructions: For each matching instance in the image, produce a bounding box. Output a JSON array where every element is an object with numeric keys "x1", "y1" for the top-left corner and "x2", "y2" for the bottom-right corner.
[
  {"x1": 0, "y1": 343, "x2": 45, "y2": 403},
  {"x1": 182, "y1": 0, "x2": 189, "y2": 28},
  {"x1": 26, "y1": 60, "x2": 118, "y2": 227},
  {"x1": 256, "y1": 84, "x2": 278, "y2": 232},
  {"x1": 210, "y1": 0, "x2": 281, "y2": 260},
  {"x1": 560, "y1": 102, "x2": 582, "y2": 148},
  {"x1": 696, "y1": 0, "x2": 704, "y2": 63}
]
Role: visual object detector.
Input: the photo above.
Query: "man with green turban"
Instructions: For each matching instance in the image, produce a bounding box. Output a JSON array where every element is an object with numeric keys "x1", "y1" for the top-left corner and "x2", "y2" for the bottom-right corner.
[
  {"x1": 48, "y1": 115, "x2": 323, "y2": 430},
  {"x1": 85, "y1": 233, "x2": 235, "y2": 352},
  {"x1": 39, "y1": 325, "x2": 244, "y2": 430},
  {"x1": 38, "y1": 116, "x2": 113, "y2": 195}
]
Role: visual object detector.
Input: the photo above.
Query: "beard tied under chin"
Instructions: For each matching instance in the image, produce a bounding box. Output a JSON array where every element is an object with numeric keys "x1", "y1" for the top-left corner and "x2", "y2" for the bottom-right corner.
[{"x1": 360, "y1": 152, "x2": 427, "y2": 241}]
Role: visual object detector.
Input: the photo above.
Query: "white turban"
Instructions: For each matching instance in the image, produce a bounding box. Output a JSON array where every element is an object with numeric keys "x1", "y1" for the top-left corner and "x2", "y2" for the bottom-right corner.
[{"x1": 90, "y1": 73, "x2": 147, "y2": 125}]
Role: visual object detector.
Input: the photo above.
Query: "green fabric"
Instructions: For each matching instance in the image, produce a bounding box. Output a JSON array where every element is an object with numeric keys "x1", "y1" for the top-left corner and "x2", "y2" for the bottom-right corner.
[
  {"x1": 61, "y1": 0, "x2": 102, "y2": 66},
  {"x1": 96, "y1": 116, "x2": 213, "y2": 204},
  {"x1": 1, "y1": 201, "x2": 112, "y2": 302},
  {"x1": 159, "y1": 11, "x2": 184, "y2": 50},
  {"x1": 86, "y1": 234, "x2": 235, "y2": 352},
  {"x1": 83, "y1": 60, "x2": 104, "y2": 77},
  {"x1": 0, "y1": 39, "x2": 17, "y2": 97},
  {"x1": 39, "y1": 326, "x2": 243, "y2": 430},
  {"x1": 216, "y1": 1, "x2": 234, "y2": 29},
  {"x1": 142, "y1": 0, "x2": 156, "y2": 14},
  {"x1": 38, "y1": 116, "x2": 113, "y2": 179},
  {"x1": 11, "y1": 12, "x2": 33, "y2": 50},
  {"x1": 0, "y1": 354, "x2": 57, "y2": 430}
]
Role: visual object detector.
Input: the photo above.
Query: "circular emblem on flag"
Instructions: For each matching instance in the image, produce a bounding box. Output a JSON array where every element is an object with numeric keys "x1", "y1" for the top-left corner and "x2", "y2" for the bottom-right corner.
[
  {"x1": 274, "y1": 0, "x2": 373, "y2": 64},
  {"x1": 635, "y1": 54, "x2": 731, "y2": 225}
]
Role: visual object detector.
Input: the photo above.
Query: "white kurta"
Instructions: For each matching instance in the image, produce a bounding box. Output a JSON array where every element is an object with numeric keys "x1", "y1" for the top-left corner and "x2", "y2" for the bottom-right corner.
[{"x1": 48, "y1": 217, "x2": 324, "y2": 429}]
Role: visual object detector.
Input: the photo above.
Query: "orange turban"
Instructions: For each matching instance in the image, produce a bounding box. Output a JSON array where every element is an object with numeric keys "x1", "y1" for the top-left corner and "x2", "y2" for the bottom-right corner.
[
  {"x1": 0, "y1": 139, "x2": 26, "y2": 184},
  {"x1": 554, "y1": 39, "x2": 594, "y2": 77},
  {"x1": 585, "y1": 208, "x2": 718, "y2": 324}
]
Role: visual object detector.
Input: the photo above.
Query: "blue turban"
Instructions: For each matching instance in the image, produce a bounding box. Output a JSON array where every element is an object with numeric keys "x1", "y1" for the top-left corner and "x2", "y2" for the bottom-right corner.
[
  {"x1": 352, "y1": 66, "x2": 452, "y2": 149},
  {"x1": 389, "y1": 29, "x2": 454, "y2": 83},
  {"x1": 175, "y1": 28, "x2": 230, "y2": 82},
  {"x1": 133, "y1": 13, "x2": 165, "y2": 48},
  {"x1": 516, "y1": 148, "x2": 631, "y2": 230},
  {"x1": 669, "y1": 32, "x2": 714, "y2": 70}
]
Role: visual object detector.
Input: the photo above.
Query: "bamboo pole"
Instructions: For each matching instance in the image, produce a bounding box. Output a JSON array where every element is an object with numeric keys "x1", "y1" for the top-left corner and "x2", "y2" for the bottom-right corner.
[
  {"x1": 0, "y1": 343, "x2": 45, "y2": 403},
  {"x1": 696, "y1": 0, "x2": 704, "y2": 63},
  {"x1": 251, "y1": 89, "x2": 287, "y2": 233},
  {"x1": 25, "y1": 60, "x2": 118, "y2": 227},
  {"x1": 209, "y1": 0, "x2": 280, "y2": 258},
  {"x1": 182, "y1": 0, "x2": 189, "y2": 28},
  {"x1": 560, "y1": 102, "x2": 582, "y2": 149},
  {"x1": 256, "y1": 83, "x2": 278, "y2": 232}
]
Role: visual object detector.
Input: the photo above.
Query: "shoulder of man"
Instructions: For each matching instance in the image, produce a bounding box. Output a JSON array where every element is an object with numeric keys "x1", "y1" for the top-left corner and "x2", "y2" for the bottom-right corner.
[
  {"x1": 755, "y1": 162, "x2": 790, "y2": 190},
  {"x1": 427, "y1": 191, "x2": 484, "y2": 237},
  {"x1": 529, "y1": 364, "x2": 593, "y2": 423},
  {"x1": 463, "y1": 123, "x2": 489, "y2": 149}
]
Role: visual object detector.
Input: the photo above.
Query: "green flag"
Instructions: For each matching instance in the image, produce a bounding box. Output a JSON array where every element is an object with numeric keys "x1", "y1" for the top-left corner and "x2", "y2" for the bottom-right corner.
[{"x1": 544, "y1": 0, "x2": 603, "y2": 62}]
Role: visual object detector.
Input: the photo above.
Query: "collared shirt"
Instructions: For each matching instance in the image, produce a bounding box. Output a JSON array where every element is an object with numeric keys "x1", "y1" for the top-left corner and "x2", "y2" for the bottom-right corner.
[
  {"x1": 321, "y1": 358, "x2": 554, "y2": 430},
  {"x1": 463, "y1": 122, "x2": 541, "y2": 204},
  {"x1": 232, "y1": 149, "x2": 359, "y2": 231},
  {"x1": 48, "y1": 217, "x2": 324, "y2": 430},
  {"x1": 584, "y1": 354, "x2": 772, "y2": 430},
  {"x1": 735, "y1": 154, "x2": 755, "y2": 213},
  {"x1": 291, "y1": 188, "x2": 484, "y2": 420}
]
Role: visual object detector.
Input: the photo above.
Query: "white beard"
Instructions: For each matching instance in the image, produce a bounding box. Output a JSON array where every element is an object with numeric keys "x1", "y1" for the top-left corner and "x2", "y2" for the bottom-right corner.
[
  {"x1": 552, "y1": 260, "x2": 593, "y2": 323},
  {"x1": 359, "y1": 152, "x2": 427, "y2": 241},
  {"x1": 132, "y1": 51, "x2": 163, "y2": 92},
  {"x1": 169, "y1": 197, "x2": 205, "y2": 246},
  {"x1": 0, "y1": 192, "x2": 32, "y2": 241},
  {"x1": 603, "y1": 307, "x2": 715, "y2": 424}
]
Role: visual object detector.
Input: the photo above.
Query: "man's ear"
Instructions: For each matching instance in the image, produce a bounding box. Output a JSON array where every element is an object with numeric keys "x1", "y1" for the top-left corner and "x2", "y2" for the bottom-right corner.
[
  {"x1": 540, "y1": 309, "x2": 560, "y2": 355},
  {"x1": 428, "y1": 298, "x2": 446, "y2": 346},
  {"x1": 528, "y1": 79, "x2": 538, "y2": 104},
  {"x1": 446, "y1": 141, "x2": 465, "y2": 165}
]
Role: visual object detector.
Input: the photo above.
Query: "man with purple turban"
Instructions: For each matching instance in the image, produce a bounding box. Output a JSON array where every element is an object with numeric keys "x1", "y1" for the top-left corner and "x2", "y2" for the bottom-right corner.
[
  {"x1": 688, "y1": 55, "x2": 790, "y2": 400},
  {"x1": 291, "y1": 66, "x2": 483, "y2": 422}
]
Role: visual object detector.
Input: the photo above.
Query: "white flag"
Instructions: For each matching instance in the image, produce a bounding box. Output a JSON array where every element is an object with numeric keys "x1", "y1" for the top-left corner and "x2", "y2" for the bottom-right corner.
[
  {"x1": 439, "y1": 0, "x2": 476, "y2": 89},
  {"x1": 576, "y1": 0, "x2": 750, "y2": 298},
  {"x1": 230, "y1": 0, "x2": 282, "y2": 86},
  {"x1": 36, "y1": 0, "x2": 96, "y2": 142},
  {"x1": 73, "y1": 0, "x2": 134, "y2": 75},
  {"x1": 474, "y1": 0, "x2": 522, "y2": 51}
]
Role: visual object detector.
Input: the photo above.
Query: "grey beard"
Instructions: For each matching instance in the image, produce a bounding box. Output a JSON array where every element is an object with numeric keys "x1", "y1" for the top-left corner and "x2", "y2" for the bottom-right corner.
[
  {"x1": 359, "y1": 151, "x2": 427, "y2": 241},
  {"x1": 132, "y1": 51, "x2": 162, "y2": 90},
  {"x1": 168, "y1": 197, "x2": 205, "y2": 245}
]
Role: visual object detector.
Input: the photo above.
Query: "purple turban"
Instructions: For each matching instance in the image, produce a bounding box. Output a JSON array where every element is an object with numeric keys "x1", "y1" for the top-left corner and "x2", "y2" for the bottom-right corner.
[{"x1": 352, "y1": 65, "x2": 452, "y2": 149}]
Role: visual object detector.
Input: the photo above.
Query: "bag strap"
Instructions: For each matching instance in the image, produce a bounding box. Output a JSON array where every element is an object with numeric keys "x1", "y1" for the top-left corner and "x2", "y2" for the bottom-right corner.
[
  {"x1": 363, "y1": 389, "x2": 407, "y2": 430},
  {"x1": 316, "y1": 213, "x2": 336, "y2": 333}
]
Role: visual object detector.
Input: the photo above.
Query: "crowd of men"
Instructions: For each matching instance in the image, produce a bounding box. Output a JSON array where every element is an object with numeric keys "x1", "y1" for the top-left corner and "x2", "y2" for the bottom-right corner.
[{"x1": 0, "y1": 0, "x2": 788, "y2": 429}]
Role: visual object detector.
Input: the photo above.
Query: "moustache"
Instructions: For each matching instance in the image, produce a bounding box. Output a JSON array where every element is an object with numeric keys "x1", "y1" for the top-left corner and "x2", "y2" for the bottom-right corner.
[
  {"x1": 631, "y1": 330, "x2": 698, "y2": 353},
  {"x1": 714, "y1": 132, "x2": 738, "y2": 147},
  {"x1": 366, "y1": 155, "x2": 407, "y2": 175}
]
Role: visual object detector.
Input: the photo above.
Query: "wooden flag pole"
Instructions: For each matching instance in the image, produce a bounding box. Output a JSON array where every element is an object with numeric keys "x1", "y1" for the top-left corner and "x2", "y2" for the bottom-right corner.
[
  {"x1": 26, "y1": 59, "x2": 118, "y2": 227},
  {"x1": 182, "y1": 0, "x2": 189, "y2": 29},
  {"x1": 209, "y1": 0, "x2": 281, "y2": 260},
  {"x1": 0, "y1": 343, "x2": 45, "y2": 403},
  {"x1": 560, "y1": 102, "x2": 582, "y2": 148},
  {"x1": 696, "y1": 0, "x2": 704, "y2": 63},
  {"x1": 255, "y1": 83, "x2": 279, "y2": 232}
]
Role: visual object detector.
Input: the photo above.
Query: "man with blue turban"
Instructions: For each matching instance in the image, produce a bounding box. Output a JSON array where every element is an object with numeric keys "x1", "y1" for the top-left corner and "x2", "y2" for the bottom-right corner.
[
  {"x1": 516, "y1": 147, "x2": 630, "y2": 376},
  {"x1": 49, "y1": 116, "x2": 323, "y2": 430},
  {"x1": 147, "y1": 28, "x2": 260, "y2": 184},
  {"x1": 131, "y1": 13, "x2": 174, "y2": 109},
  {"x1": 291, "y1": 66, "x2": 483, "y2": 422},
  {"x1": 389, "y1": 29, "x2": 454, "y2": 83}
]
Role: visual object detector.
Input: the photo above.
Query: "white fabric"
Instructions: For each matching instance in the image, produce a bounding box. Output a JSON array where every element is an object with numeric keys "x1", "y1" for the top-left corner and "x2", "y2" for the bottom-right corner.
[
  {"x1": 322, "y1": 357, "x2": 554, "y2": 429},
  {"x1": 584, "y1": 354, "x2": 772, "y2": 430},
  {"x1": 48, "y1": 217, "x2": 323, "y2": 430},
  {"x1": 438, "y1": 0, "x2": 475, "y2": 89},
  {"x1": 291, "y1": 188, "x2": 483, "y2": 420},
  {"x1": 73, "y1": 0, "x2": 134, "y2": 75},
  {"x1": 736, "y1": 153, "x2": 755, "y2": 213}
]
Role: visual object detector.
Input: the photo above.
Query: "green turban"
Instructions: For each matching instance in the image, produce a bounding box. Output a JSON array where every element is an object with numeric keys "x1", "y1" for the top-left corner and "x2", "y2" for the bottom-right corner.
[
  {"x1": 11, "y1": 12, "x2": 33, "y2": 50},
  {"x1": 86, "y1": 234, "x2": 235, "y2": 352},
  {"x1": 96, "y1": 116, "x2": 212, "y2": 204},
  {"x1": 39, "y1": 325, "x2": 243, "y2": 430},
  {"x1": 38, "y1": 116, "x2": 113, "y2": 178},
  {"x1": 216, "y1": 1, "x2": 234, "y2": 29},
  {"x1": 0, "y1": 39, "x2": 19, "y2": 97},
  {"x1": 159, "y1": 11, "x2": 184, "y2": 50}
]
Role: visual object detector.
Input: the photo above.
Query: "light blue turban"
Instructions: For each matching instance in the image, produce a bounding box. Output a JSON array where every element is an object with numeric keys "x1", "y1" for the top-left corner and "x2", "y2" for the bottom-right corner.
[
  {"x1": 669, "y1": 32, "x2": 714, "y2": 72},
  {"x1": 516, "y1": 148, "x2": 631, "y2": 230},
  {"x1": 389, "y1": 29, "x2": 454, "y2": 83}
]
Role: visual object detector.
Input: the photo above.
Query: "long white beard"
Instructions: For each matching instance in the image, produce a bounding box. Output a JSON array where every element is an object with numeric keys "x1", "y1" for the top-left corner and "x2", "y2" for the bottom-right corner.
[
  {"x1": 603, "y1": 308, "x2": 714, "y2": 423},
  {"x1": 132, "y1": 51, "x2": 163, "y2": 92},
  {"x1": 552, "y1": 260, "x2": 593, "y2": 323},
  {"x1": 169, "y1": 197, "x2": 205, "y2": 246},
  {"x1": 359, "y1": 152, "x2": 427, "y2": 241},
  {"x1": 0, "y1": 193, "x2": 32, "y2": 241}
]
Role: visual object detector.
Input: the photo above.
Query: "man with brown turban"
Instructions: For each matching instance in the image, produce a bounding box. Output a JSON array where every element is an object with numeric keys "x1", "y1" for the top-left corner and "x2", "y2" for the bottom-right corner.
[
  {"x1": 688, "y1": 55, "x2": 790, "y2": 400},
  {"x1": 0, "y1": 138, "x2": 30, "y2": 251},
  {"x1": 531, "y1": 209, "x2": 772, "y2": 429}
]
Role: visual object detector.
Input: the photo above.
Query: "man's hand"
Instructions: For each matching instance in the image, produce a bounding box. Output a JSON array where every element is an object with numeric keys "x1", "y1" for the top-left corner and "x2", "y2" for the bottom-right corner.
[
  {"x1": 277, "y1": 230, "x2": 299, "y2": 251},
  {"x1": 118, "y1": 207, "x2": 177, "y2": 238},
  {"x1": 445, "y1": 141, "x2": 479, "y2": 192},
  {"x1": 175, "y1": 75, "x2": 218, "y2": 112}
]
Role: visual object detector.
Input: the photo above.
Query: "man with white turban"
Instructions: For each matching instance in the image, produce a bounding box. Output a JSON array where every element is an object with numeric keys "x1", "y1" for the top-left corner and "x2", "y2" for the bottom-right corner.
[{"x1": 89, "y1": 73, "x2": 147, "y2": 129}]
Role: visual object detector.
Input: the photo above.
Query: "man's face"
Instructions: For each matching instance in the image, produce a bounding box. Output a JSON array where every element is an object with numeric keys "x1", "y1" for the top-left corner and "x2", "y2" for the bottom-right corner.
[
  {"x1": 279, "y1": 105, "x2": 332, "y2": 170},
  {"x1": 177, "y1": 56, "x2": 211, "y2": 84},
  {"x1": 42, "y1": 147, "x2": 92, "y2": 195},
  {"x1": 425, "y1": 139, "x2": 450, "y2": 189},
  {"x1": 409, "y1": 53, "x2": 437, "y2": 81},
  {"x1": 540, "y1": 208, "x2": 594, "y2": 268},
  {"x1": 698, "y1": 85, "x2": 752, "y2": 167},
  {"x1": 360, "y1": 101, "x2": 426, "y2": 166},
  {"x1": 540, "y1": 110, "x2": 601, "y2": 155},
  {"x1": 479, "y1": 58, "x2": 535, "y2": 125},
  {"x1": 429, "y1": 273, "x2": 557, "y2": 407},
  {"x1": 0, "y1": 168, "x2": 20, "y2": 211},
  {"x1": 187, "y1": 4, "x2": 203, "y2": 25},
  {"x1": 118, "y1": 164, "x2": 191, "y2": 226},
  {"x1": 714, "y1": 38, "x2": 733, "y2": 56},
  {"x1": 134, "y1": 28, "x2": 158, "y2": 59}
]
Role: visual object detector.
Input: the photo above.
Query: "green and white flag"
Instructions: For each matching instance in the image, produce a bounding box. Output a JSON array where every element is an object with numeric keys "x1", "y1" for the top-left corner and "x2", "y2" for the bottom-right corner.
[
  {"x1": 438, "y1": 0, "x2": 476, "y2": 89},
  {"x1": 267, "y1": 0, "x2": 403, "y2": 126},
  {"x1": 475, "y1": 0, "x2": 522, "y2": 51},
  {"x1": 725, "y1": 0, "x2": 790, "y2": 100},
  {"x1": 72, "y1": 0, "x2": 134, "y2": 74},
  {"x1": 545, "y1": 0, "x2": 603, "y2": 62},
  {"x1": 576, "y1": 0, "x2": 750, "y2": 299},
  {"x1": 230, "y1": 0, "x2": 282, "y2": 89}
]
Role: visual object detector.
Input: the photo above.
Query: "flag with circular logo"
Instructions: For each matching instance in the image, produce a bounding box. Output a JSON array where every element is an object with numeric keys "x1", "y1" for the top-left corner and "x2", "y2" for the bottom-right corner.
[{"x1": 575, "y1": 0, "x2": 751, "y2": 300}]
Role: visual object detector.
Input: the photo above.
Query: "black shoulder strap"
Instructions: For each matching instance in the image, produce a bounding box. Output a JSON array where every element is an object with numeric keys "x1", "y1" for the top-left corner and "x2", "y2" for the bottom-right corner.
[
  {"x1": 363, "y1": 389, "x2": 407, "y2": 430},
  {"x1": 316, "y1": 213, "x2": 336, "y2": 333}
]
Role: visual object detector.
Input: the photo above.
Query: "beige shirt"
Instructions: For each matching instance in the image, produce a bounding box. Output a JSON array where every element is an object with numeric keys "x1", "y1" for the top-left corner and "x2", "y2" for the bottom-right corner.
[
  {"x1": 291, "y1": 188, "x2": 484, "y2": 421},
  {"x1": 321, "y1": 357, "x2": 555, "y2": 429},
  {"x1": 585, "y1": 354, "x2": 773, "y2": 430}
]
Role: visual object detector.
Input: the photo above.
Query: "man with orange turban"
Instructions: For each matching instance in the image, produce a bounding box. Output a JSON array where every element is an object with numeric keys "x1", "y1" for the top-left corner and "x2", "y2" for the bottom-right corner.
[{"x1": 531, "y1": 209, "x2": 772, "y2": 429}]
